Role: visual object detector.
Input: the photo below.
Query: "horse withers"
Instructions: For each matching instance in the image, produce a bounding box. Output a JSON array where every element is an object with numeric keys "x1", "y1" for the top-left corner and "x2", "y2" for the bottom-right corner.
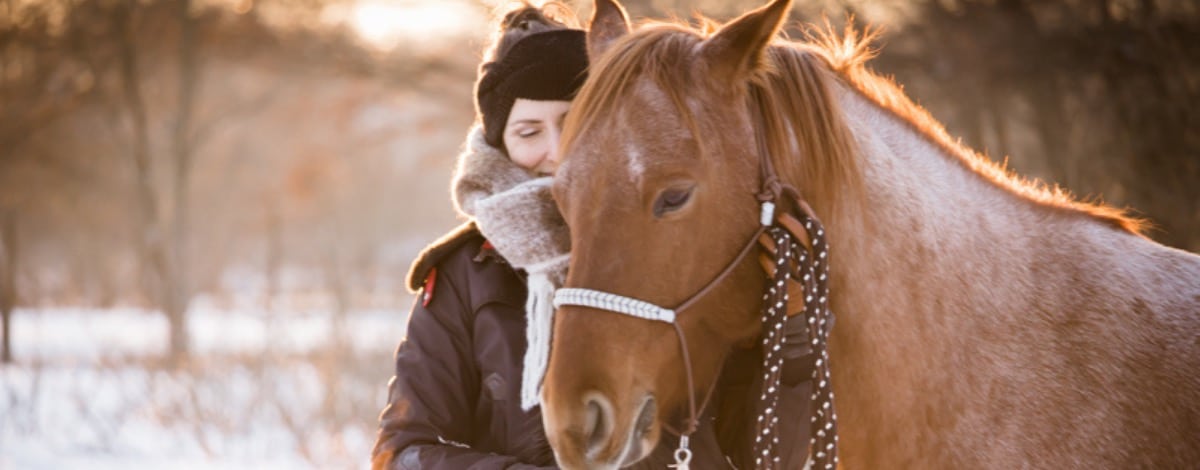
[{"x1": 541, "y1": 0, "x2": 1200, "y2": 468}]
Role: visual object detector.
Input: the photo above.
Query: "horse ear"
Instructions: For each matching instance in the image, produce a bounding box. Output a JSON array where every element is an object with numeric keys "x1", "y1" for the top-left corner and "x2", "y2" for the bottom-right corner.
[
  {"x1": 588, "y1": 0, "x2": 631, "y2": 61},
  {"x1": 699, "y1": 0, "x2": 792, "y2": 82}
]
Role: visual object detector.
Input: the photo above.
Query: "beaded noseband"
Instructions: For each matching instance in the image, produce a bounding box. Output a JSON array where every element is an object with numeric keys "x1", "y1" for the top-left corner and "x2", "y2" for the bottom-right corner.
[{"x1": 552, "y1": 91, "x2": 838, "y2": 470}]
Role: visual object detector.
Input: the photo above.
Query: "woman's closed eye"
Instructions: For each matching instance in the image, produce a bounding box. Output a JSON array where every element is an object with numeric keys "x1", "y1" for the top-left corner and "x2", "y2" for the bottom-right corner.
[{"x1": 518, "y1": 128, "x2": 541, "y2": 138}]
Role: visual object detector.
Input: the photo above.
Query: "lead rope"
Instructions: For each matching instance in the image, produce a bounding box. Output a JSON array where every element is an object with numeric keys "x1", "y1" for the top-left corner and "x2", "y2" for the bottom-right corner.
[
  {"x1": 801, "y1": 212, "x2": 838, "y2": 470},
  {"x1": 752, "y1": 211, "x2": 837, "y2": 470},
  {"x1": 668, "y1": 321, "x2": 697, "y2": 470},
  {"x1": 752, "y1": 225, "x2": 793, "y2": 469}
]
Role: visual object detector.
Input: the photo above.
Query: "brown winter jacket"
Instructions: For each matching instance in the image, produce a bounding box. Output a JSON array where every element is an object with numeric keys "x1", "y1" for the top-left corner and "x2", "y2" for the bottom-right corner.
[{"x1": 371, "y1": 223, "x2": 815, "y2": 469}]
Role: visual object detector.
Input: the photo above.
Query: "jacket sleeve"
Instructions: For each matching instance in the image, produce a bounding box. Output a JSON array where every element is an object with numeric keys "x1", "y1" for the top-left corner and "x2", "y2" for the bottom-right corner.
[{"x1": 372, "y1": 269, "x2": 555, "y2": 470}]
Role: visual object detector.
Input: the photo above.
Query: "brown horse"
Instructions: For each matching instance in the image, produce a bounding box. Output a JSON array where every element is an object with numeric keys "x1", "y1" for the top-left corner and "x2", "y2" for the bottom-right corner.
[{"x1": 541, "y1": 0, "x2": 1200, "y2": 468}]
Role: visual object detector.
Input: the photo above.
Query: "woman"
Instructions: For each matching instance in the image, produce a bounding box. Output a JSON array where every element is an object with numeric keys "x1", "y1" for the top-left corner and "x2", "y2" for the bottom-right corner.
[{"x1": 371, "y1": 3, "x2": 814, "y2": 469}]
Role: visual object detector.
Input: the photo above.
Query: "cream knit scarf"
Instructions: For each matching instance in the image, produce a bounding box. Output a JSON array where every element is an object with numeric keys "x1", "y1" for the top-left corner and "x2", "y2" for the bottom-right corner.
[{"x1": 451, "y1": 125, "x2": 570, "y2": 411}]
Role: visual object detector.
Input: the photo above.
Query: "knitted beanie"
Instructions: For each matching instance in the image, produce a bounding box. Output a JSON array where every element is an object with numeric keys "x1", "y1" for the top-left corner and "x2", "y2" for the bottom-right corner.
[{"x1": 475, "y1": 29, "x2": 588, "y2": 148}]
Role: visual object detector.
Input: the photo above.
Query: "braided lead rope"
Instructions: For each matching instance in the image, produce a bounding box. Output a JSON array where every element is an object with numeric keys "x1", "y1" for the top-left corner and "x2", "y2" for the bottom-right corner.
[
  {"x1": 801, "y1": 213, "x2": 838, "y2": 470},
  {"x1": 553, "y1": 288, "x2": 677, "y2": 323},
  {"x1": 752, "y1": 211, "x2": 838, "y2": 470},
  {"x1": 752, "y1": 226, "x2": 798, "y2": 469}
]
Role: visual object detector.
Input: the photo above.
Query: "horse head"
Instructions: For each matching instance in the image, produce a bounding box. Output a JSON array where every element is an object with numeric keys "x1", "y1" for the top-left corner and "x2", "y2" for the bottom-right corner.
[{"x1": 541, "y1": 1, "x2": 802, "y2": 467}]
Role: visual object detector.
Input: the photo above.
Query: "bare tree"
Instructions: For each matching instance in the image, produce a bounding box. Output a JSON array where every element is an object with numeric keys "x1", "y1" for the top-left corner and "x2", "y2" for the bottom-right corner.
[
  {"x1": 166, "y1": 0, "x2": 201, "y2": 359},
  {"x1": 105, "y1": 0, "x2": 207, "y2": 360},
  {"x1": 112, "y1": 0, "x2": 185, "y2": 358},
  {"x1": 0, "y1": 0, "x2": 111, "y2": 361},
  {"x1": 1, "y1": 210, "x2": 15, "y2": 363}
]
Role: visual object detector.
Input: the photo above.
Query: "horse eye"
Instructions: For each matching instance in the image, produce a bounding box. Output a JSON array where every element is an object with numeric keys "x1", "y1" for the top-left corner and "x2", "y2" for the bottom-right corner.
[{"x1": 653, "y1": 187, "x2": 694, "y2": 217}]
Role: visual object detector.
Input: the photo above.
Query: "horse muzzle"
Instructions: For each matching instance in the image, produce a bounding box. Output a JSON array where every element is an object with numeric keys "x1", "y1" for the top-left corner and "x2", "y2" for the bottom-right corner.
[{"x1": 545, "y1": 390, "x2": 660, "y2": 469}]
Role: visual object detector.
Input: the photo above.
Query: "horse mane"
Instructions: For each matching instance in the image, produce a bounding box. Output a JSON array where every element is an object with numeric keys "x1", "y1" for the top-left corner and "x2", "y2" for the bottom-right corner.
[
  {"x1": 805, "y1": 24, "x2": 1147, "y2": 234},
  {"x1": 562, "y1": 18, "x2": 1147, "y2": 235}
]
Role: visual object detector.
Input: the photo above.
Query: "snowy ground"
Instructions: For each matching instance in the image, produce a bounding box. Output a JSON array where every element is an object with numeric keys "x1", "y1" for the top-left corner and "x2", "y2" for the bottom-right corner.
[{"x1": 0, "y1": 297, "x2": 411, "y2": 469}]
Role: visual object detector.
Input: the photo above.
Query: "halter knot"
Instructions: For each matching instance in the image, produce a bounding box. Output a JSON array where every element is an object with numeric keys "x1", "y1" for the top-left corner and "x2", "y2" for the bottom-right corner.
[{"x1": 757, "y1": 177, "x2": 784, "y2": 203}]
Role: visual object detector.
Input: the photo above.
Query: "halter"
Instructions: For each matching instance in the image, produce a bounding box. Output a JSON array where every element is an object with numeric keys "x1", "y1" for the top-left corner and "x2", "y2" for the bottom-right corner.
[{"x1": 552, "y1": 90, "x2": 838, "y2": 470}]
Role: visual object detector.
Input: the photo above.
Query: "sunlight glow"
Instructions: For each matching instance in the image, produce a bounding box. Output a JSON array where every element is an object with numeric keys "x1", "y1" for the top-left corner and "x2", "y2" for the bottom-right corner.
[{"x1": 348, "y1": 0, "x2": 481, "y2": 50}]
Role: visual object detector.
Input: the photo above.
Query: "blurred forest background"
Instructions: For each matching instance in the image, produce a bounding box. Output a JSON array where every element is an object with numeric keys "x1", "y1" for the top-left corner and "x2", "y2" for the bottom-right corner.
[{"x1": 0, "y1": 0, "x2": 1197, "y2": 468}]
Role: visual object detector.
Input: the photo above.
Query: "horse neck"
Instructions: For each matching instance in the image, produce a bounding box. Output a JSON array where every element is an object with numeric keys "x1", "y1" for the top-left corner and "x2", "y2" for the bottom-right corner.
[
  {"x1": 819, "y1": 84, "x2": 1034, "y2": 291},
  {"x1": 812, "y1": 79, "x2": 1200, "y2": 357},
  {"x1": 810, "y1": 80, "x2": 1200, "y2": 468},
  {"x1": 812, "y1": 82, "x2": 1188, "y2": 342}
]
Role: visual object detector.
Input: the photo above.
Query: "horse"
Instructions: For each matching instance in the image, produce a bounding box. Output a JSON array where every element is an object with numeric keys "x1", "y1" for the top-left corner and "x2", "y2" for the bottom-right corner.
[{"x1": 539, "y1": 0, "x2": 1200, "y2": 468}]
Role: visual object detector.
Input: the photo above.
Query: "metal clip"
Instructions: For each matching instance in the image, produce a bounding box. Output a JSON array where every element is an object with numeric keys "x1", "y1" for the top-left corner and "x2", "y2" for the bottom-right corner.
[{"x1": 670, "y1": 435, "x2": 692, "y2": 470}]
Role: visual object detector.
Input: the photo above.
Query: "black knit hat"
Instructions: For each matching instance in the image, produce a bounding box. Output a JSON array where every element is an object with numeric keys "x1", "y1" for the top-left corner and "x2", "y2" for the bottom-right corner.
[{"x1": 475, "y1": 29, "x2": 588, "y2": 148}]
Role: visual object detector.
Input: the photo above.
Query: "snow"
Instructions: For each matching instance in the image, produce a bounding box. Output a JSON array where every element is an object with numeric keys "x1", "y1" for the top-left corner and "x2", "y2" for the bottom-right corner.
[
  {"x1": 0, "y1": 299, "x2": 412, "y2": 469},
  {"x1": 10, "y1": 302, "x2": 406, "y2": 361}
]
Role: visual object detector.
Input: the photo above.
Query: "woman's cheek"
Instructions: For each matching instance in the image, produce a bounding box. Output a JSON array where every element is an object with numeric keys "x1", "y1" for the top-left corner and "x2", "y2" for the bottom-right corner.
[{"x1": 510, "y1": 140, "x2": 545, "y2": 171}]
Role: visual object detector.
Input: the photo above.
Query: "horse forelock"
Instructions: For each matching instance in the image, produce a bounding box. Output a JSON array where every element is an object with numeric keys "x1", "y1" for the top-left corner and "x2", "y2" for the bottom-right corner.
[
  {"x1": 558, "y1": 24, "x2": 718, "y2": 213},
  {"x1": 561, "y1": 24, "x2": 703, "y2": 159}
]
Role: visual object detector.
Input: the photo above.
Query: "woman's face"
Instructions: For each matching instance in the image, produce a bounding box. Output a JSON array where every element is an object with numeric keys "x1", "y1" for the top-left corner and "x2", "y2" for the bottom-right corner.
[{"x1": 504, "y1": 98, "x2": 571, "y2": 177}]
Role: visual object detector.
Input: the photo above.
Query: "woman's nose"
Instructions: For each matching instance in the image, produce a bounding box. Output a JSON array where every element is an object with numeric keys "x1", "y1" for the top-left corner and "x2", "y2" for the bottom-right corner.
[
  {"x1": 546, "y1": 127, "x2": 563, "y2": 165},
  {"x1": 540, "y1": 129, "x2": 563, "y2": 175}
]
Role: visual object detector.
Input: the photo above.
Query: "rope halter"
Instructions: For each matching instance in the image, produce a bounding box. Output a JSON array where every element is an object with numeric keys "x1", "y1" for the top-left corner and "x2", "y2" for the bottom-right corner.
[
  {"x1": 552, "y1": 201, "x2": 774, "y2": 470},
  {"x1": 550, "y1": 87, "x2": 839, "y2": 470}
]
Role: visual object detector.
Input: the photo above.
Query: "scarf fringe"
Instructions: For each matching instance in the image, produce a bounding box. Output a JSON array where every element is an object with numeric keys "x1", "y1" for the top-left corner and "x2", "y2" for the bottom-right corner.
[{"x1": 521, "y1": 271, "x2": 556, "y2": 410}]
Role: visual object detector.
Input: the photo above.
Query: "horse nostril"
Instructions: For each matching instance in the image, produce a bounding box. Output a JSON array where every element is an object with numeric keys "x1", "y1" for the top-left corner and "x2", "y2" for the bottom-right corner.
[
  {"x1": 584, "y1": 395, "x2": 613, "y2": 458},
  {"x1": 634, "y1": 396, "x2": 656, "y2": 440}
]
